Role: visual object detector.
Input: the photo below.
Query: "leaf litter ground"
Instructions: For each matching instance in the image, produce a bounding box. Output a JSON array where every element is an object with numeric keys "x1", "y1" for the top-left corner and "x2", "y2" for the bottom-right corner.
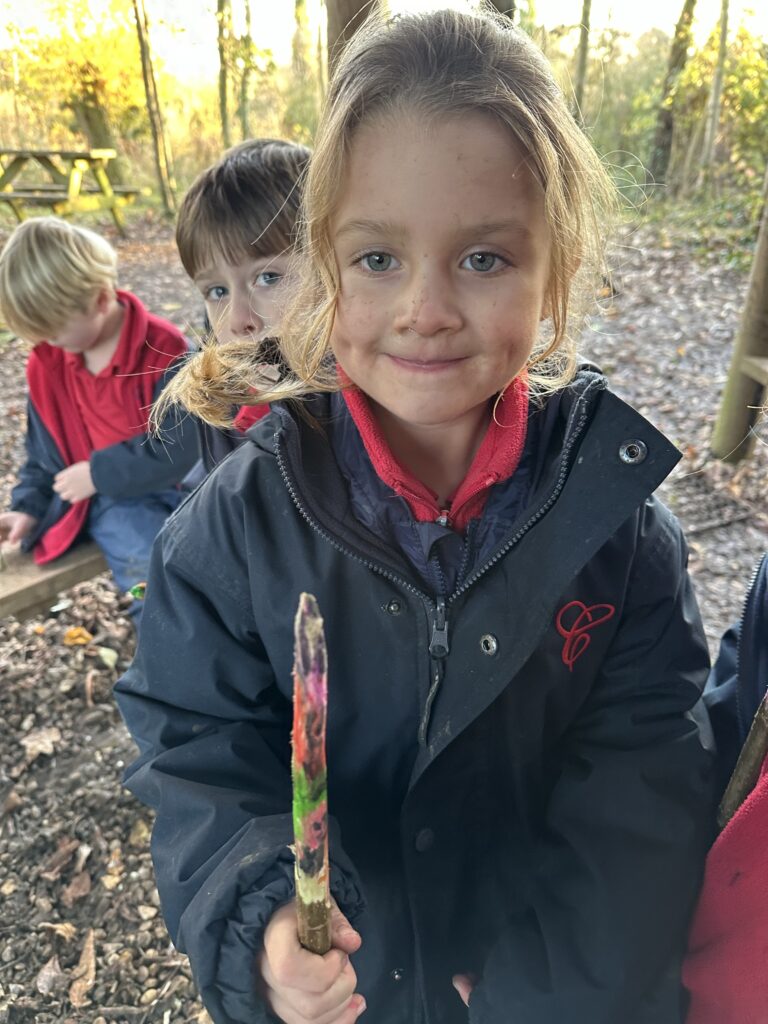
[{"x1": 0, "y1": 212, "x2": 766, "y2": 1023}]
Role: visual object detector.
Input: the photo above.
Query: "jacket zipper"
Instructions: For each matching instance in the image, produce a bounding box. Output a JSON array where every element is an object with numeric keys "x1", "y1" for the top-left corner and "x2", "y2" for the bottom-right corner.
[
  {"x1": 736, "y1": 553, "x2": 767, "y2": 734},
  {"x1": 273, "y1": 384, "x2": 594, "y2": 742}
]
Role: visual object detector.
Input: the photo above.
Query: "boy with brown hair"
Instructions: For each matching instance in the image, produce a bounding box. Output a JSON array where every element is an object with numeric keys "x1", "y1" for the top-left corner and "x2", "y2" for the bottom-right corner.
[
  {"x1": 169, "y1": 137, "x2": 311, "y2": 471},
  {"x1": 0, "y1": 216, "x2": 199, "y2": 624}
]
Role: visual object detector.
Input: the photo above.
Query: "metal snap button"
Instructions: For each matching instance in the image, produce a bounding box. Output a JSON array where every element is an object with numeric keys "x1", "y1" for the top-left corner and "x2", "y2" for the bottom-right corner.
[
  {"x1": 618, "y1": 439, "x2": 648, "y2": 465},
  {"x1": 414, "y1": 828, "x2": 434, "y2": 852},
  {"x1": 385, "y1": 599, "x2": 402, "y2": 615},
  {"x1": 480, "y1": 634, "x2": 499, "y2": 656},
  {"x1": 390, "y1": 967, "x2": 405, "y2": 982}
]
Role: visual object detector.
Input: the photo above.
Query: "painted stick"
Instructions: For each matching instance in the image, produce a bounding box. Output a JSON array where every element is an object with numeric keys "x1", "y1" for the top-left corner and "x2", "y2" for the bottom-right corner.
[
  {"x1": 718, "y1": 691, "x2": 768, "y2": 829},
  {"x1": 292, "y1": 592, "x2": 332, "y2": 955}
]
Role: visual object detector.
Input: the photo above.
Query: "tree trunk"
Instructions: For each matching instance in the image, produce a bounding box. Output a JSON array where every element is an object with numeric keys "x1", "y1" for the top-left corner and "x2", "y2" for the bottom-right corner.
[
  {"x1": 711, "y1": 161, "x2": 768, "y2": 461},
  {"x1": 131, "y1": 0, "x2": 176, "y2": 214},
  {"x1": 488, "y1": 0, "x2": 516, "y2": 18},
  {"x1": 65, "y1": 63, "x2": 126, "y2": 185},
  {"x1": 697, "y1": 0, "x2": 729, "y2": 185},
  {"x1": 217, "y1": 0, "x2": 233, "y2": 149},
  {"x1": 647, "y1": 0, "x2": 698, "y2": 185},
  {"x1": 238, "y1": 0, "x2": 253, "y2": 140},
  {"x1": 573, "y1": 0, "x2": 592, "y2": 122},
  {"x1": 325, "y1": 0, "x2": 369, "y2": 71}
]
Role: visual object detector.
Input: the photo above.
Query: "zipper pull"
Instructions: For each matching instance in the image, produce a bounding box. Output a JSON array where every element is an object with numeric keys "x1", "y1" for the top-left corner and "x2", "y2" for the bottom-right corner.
[{"x1": 429, "y1": 597, "x2": 450, "y2": 658}]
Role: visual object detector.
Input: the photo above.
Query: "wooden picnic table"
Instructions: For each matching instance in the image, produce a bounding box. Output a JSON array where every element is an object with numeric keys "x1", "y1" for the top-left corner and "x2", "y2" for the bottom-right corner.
[{"x1": 0, "y1": 147, "x2": 139, "y2": 236}]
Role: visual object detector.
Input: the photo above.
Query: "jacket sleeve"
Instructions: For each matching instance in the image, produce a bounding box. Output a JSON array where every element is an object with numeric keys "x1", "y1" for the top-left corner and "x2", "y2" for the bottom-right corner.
[
  {"x1": 9, "y1": 400, "x2": 60, "y2": 521},
  {"x1": 89, "y1": 367, "x2": 200, "y2": 498},
  {"x1": 114, "y1": 522, "x2": 364, "y2": 1024},
  {"x1": 470, "y1": 503, "x2": 715, "y2": 1024}
]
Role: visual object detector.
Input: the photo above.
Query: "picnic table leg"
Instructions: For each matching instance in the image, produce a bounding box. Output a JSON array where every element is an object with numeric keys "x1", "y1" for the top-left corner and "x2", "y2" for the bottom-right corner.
[
  {"x1": 0, "y1": 156, "x2": 27, "y2": 191},
  {"x1": 91, "y1": 162, "x2": 126, "y2": 237}
]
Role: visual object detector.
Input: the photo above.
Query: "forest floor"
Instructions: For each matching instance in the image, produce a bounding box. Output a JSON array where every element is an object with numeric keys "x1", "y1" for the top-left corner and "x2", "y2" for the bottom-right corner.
[{"x1": 0, "y1": 209, "x2": 766, "y2": 1023}]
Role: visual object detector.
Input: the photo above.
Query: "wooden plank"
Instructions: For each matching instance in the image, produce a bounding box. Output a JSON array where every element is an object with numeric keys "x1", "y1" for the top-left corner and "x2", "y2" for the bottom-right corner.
[
  {"x1": 0, "y1": 543, "x2": 107, "y2": 620},
  {"x1": 742, "y1": 355, "x2": 768, "y2": 386}
]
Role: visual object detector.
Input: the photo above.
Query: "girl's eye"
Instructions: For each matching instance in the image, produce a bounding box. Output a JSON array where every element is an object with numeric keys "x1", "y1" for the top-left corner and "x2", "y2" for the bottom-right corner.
[
  {"x1": 255, "y1": 271, "x2": 283, "y2": 287},
  {"x1": 359, "y1": 252, "x2": 397, "y2": 273},
  {"x1": 462, "y1": 252, "x2": 504, "y2": 273},
  {"x1": 205, "y1": 285, "x2": 228, "y2": 302}
]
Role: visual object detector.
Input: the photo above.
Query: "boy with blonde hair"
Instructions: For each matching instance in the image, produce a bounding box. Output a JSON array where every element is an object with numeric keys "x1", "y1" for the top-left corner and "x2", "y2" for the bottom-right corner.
[{"x1": 0, "y1": 217, "x2": 199, "y2": 624}]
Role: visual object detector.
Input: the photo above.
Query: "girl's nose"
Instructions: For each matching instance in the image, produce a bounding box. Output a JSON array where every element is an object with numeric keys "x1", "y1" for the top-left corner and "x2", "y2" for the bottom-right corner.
[{"x1": 394, "y1": 270, "x2": 462, "y2": 337}]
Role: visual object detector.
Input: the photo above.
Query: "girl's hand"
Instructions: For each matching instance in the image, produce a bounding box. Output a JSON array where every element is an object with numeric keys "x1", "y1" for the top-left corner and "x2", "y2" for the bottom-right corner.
[
  {"x1": 0, "y1": 510, "x2": 37, "y2": 545},
  {"x1": 452, "y1": 972, "x2": 477, "y2": 1008},
  {"x1": 259, "y1": 897, "x2": 366, "y2": 1024},
  {"x1": 53, "y1": 461, "x2": 96, "y2": 503}
]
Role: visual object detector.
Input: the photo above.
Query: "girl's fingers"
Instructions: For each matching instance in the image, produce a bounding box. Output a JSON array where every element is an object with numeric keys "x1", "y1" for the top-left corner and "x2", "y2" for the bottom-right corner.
[
  {"x1": 279, "y1": 959, "x2": 358, "y2": 1020},
  {"x1": 269, "y1": 990, "x2": 366, "y2": 1024},
  {"x1": 452, "y1": 973, "x2": 475, "y2": 1007},
  {"x1": 329, "y1": 900, "x2": 362, "y2": 955}
]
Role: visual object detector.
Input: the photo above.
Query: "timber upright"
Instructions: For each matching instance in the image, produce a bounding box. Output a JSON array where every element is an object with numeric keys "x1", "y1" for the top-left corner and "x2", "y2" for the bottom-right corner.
[{"x1": 116, "y1": 8, "x2": 714, "y2": 1024}]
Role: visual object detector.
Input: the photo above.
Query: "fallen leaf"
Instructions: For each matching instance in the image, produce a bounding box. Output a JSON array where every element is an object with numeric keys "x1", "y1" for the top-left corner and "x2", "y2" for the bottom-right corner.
[
  {"x1": 69, "y1": 928, "x2": 96, "y2": 1008},
  {"x1": 128, "y1": 818, "x2": 151, "y2": 848},
  {"x1": 21, "y1": 726, "x2": 62, "y2": 764},
  {"x1": 33, "y1": 624, "x2": 46, "y2": 635},
  {"x1": 62, "y1": 627, "x2": 93, "y2": 647},
  {"x1": 36, "y1": 954, "x2": 68, "y2": 996},
  {"x1": 40, "y1": 838, "x2": 80, "y2": 881},
  {"x1": 61, "y1": 870, "x2": 91, "y2": 908},
  {"x1": 97, "y1": 647, "x2": 118, "y2": 670},
  {"x1": 100, "y1": 846, "x2": 123, "y2": 890},
  {"x1": 38, "y1": 921, "x2": 78, "y2": 942},
  {"x1": 2, "y1": 790, "x2": 22, "y2": 815}
]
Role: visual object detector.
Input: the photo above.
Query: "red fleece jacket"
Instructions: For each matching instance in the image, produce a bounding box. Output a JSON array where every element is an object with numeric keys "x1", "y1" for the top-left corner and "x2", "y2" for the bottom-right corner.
[{"x1": 27, "y1": 290, "x2": 187, "y2": 564}]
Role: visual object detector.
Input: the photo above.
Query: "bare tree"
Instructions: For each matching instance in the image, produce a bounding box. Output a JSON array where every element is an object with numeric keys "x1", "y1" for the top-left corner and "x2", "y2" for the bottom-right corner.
[
  {"x1": 217, "y1": 0, "x2": 233, "y2": 149},
  {"x1": 697, "y1": 0, "x2": 729, "y2": 185},
  {"x1": 131, "y1": 0, "x2": 176, "y2": 214},
  {"x1": 711, "y1": 162, "x2": 768, "y2": 461},
  {"x1": 573, "y1": 0, "x2": 592, "y2": 122},
  {"x1": 647, "y1": 0, "x2": 698, "y2": 185},
  {"x1": 488, "y1": 0, "x2": 516, "y2": 18},
  {"x1": 238, "y1": 0, "x2": 253, "y2": 140},
  {"x1": 325, "y1": 0, "x2": 370, "y2": 70}
]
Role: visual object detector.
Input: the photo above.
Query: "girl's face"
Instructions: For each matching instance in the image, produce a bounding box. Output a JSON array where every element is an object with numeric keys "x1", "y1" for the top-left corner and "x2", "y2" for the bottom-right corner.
[{"x1": 330, "y1": 110, "x2": 551, "y2": 438}]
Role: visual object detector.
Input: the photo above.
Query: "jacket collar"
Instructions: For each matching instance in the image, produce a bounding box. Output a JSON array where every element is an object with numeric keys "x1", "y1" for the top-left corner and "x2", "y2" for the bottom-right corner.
[{"x1": 340, "y1": 375, "x2": 529, "y2": 532}]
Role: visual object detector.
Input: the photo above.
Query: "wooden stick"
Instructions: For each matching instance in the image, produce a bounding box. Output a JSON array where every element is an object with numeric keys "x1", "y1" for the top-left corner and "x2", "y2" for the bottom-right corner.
[
  {"x1": 291, "y1": 592, "x2": 332, "y2": 955},
  {"x1": 718, "y1": 692, "x2": 768, "y2": 829}
]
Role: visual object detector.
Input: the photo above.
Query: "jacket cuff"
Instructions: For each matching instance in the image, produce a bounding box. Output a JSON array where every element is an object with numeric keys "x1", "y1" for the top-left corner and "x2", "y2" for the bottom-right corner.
[{"x1": 189, "y1": 843, "x2": 366, "y2": 1024}]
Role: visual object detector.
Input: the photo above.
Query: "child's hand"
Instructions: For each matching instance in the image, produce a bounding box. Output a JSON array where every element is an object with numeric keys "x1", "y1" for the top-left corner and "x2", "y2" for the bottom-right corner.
[
  {"x1": 0, "y1": 510, "x2": 38, "y2": 545},
  {"x1": 258, "y1": 897, "x2": 365, "y2": 1024},
  {"x1": 53, "y1": 461, "x2": 96, "y2": 503},
  {"x1": 452, "y1": 972, "x2": 477, "y2": 1007}
]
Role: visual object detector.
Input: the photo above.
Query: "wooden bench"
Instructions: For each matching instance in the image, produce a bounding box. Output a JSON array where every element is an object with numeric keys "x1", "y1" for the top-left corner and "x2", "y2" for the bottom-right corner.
[{"x1": 0, "y1": 543, "x2": 107, "y2": 620}]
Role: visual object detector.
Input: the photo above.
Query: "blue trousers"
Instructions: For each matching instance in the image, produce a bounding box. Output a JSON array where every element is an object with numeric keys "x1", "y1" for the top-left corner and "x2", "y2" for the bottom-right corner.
[{"x1": 87, "y1": 490, "x2": 184, "y2": 628}]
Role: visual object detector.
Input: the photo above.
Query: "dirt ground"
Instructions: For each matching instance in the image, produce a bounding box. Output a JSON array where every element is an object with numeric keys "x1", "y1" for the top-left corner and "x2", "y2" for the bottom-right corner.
[{"x1": 0, "y1": 211, "x2": 766, "y2": 1023}]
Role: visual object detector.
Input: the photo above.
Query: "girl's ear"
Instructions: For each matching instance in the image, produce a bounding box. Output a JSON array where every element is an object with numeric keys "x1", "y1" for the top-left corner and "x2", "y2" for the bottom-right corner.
[{"x1": 94, "y1": 287, "x2": 112, "y2": 314}]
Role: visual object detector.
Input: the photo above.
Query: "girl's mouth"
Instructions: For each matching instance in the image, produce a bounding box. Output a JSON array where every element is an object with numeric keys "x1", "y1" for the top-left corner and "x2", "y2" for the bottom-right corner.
[{"x1": 388, "y1": 355, "x2": 467, "y2": 372}]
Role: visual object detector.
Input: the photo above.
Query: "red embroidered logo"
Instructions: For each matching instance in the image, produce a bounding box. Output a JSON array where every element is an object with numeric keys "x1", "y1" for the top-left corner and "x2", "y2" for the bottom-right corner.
[{"x1": 555, "y1": 601, "x2": 616, "y2": 671}]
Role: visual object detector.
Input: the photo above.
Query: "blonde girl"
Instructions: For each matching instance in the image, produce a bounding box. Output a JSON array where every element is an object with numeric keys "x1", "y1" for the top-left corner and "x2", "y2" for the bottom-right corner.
[{"x1": 118, "y1": 7, "x2": 713, "y2": 1024}]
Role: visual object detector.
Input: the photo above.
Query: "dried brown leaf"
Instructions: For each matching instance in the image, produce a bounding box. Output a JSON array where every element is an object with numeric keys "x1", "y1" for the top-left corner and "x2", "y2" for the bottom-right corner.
[
  {"x1": 35, "y1": 954, "x2": 68, "y2": 995},
  {"x1": 20, "y1": 726, "x2": 61, "y2": 763},
  {"x1": 69, "y1": 928, "x2": 96, "y2": 1008},
  {"x1": 61, "y1": 870, "x2": 91, "y2": 908},
  {"x1": 38, "y1": 921, "x2": 78, "y2": 942},
  {"x1": 40, "y1": 837, "x2": 80, "y2": 881}
]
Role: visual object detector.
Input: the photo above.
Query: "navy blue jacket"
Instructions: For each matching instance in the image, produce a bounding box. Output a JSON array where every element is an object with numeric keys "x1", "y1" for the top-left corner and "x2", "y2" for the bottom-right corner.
[
  {"x1": 115, "y1": 372, "x2": 714, "y2": 1024},
  {"x1": 704, "y1": 553, "x2": 768, "y2": 794}
]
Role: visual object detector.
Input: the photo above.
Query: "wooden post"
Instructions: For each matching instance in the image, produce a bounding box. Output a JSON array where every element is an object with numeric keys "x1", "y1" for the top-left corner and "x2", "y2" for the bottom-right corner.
[{"x1": 711, "y1": 161, "x2": 768, "y2": 461}]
